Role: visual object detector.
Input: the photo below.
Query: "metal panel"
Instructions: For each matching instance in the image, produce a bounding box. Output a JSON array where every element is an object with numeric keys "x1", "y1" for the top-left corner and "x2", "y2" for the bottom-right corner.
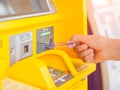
[
  {"x1": 36, "y1": 26, "x2": 54, "y2": 53},
  {"x1": 10, "y1": 32, "x2": 32, "y2": 65}
]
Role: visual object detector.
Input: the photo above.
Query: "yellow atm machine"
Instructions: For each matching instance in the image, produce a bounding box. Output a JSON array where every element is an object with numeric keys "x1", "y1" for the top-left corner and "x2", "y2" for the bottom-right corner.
[{"x1": 0, "y1": 0, "x2": 96, "y2": 90}]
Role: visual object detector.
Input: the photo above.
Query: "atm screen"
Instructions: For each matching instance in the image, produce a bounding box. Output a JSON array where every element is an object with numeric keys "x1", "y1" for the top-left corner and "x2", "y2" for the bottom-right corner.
[{"x1": 0, "y1": 0, "x2": 56, "y2": 21}]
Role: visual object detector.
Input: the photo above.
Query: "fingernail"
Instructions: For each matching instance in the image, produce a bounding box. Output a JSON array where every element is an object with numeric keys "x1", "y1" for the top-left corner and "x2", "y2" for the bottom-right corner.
[
  {"x1": 67, "y1": 42, "x2": 76, "y2": 48},
  {"x1": 83, "y1": 44, "x2": 88, "y2": 50},
  {"x1": 89, "y1": 49, "x2": 94, "y2": 53}
]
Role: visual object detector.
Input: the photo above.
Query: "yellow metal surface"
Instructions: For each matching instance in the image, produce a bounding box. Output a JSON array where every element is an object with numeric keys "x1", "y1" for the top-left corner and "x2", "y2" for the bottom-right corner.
[
  {"x1": 0, "y1": 40, "x2": 2, "y2": 48},
  {"x1": 69, "y1": 78, "x2": 87, "y2": 90},
  {"x1": 37, "y1": 50, "x2": 78, "y2": 76},
  {"x1": 0, "y1": 0, "x2": 96, "y2": 90},
  {"x1": 53, "y1": 0, "x2": 87, "y2": 57},
  {"x1": 5, "y1": 50, "x2": 95, "y2": 90},
  {"x1": 5, "y1": 58, "x2": 55, "y2": 90}
]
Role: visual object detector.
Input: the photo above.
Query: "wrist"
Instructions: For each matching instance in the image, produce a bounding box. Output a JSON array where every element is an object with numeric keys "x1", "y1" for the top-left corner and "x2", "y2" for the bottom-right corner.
[{"x1": 107, "y1": 39, "x2": 120, "y2": 60}]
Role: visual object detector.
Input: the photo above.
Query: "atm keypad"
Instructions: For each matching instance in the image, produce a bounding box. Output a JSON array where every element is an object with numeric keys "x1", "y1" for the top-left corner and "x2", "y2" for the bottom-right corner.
[{"x1": 48, "y1": 68, "x2": 74, "y2": 87}]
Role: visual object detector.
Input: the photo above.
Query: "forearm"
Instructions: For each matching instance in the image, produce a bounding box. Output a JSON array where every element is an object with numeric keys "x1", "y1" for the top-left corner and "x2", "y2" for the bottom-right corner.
[{"x1": 107, "y1": 39, "x2": 120, "y2": 60}]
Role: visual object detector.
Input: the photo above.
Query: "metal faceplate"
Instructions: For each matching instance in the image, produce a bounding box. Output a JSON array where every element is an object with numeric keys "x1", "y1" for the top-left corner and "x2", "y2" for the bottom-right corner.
[
  {"x1": 36, "y1": 26, "x2": 54, "y2": 53},
  {"x1": 10, "y1": 32, "x2": 32, "y2": 65}
]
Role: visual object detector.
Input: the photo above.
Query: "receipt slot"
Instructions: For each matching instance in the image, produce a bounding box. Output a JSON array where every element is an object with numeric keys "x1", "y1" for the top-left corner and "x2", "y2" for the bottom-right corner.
[{"x1": 10, "y1": 32, "x2": 32, "y2": 65}]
